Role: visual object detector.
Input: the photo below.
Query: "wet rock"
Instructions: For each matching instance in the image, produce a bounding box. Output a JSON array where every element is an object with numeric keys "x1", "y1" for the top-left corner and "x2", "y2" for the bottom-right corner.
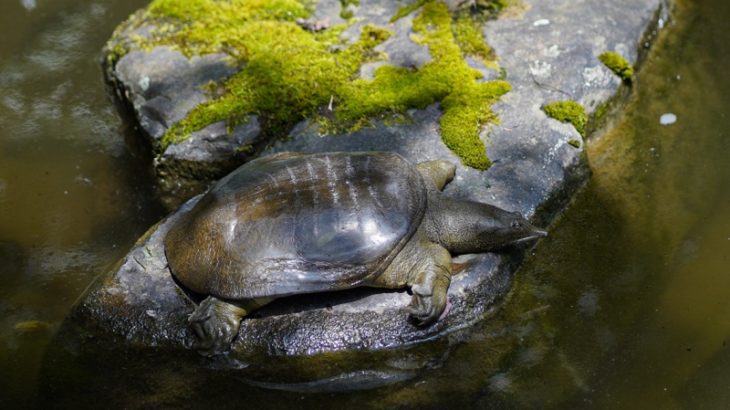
[
  {"x1": 108, "y1": 45, "x2": 259, "y2": 208},
  {"x1": 83, "y1": 0, "x2": 664, "y2": 359}
]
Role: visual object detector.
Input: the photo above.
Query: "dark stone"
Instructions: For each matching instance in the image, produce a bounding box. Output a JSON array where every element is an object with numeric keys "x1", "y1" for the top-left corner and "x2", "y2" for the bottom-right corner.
[{"x1": 107, "y1": 43, "x2": 264, "y2": 208}]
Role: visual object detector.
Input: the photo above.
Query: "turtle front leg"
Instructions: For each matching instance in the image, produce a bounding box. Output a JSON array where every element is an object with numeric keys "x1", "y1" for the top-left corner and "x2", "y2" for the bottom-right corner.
[
  {"x1": 188, "y1": 296, "x2": 247, "y2": 356},
  {"x1": 407, "y1": 243, "x2": 453, "y2": 326}
]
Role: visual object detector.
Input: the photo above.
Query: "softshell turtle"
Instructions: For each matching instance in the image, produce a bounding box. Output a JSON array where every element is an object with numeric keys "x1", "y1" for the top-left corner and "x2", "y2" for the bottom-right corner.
[{"x1": 164, "y1": 151, "x2": 547, "y2": 355}]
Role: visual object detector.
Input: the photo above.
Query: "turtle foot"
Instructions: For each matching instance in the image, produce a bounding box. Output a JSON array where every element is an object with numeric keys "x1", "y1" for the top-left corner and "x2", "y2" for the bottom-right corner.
[
  {"x1": 407, "y1": 283, "x2": 447, "y2": 327},
  {"x1": 189, "y1": 296, "x2": 245, "y2": 356}
]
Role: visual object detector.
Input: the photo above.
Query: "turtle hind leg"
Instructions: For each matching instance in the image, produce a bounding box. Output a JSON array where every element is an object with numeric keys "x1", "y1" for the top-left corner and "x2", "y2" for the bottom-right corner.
[{"x1": 188, "y1": 296, "x2": 269, "y2": 356}]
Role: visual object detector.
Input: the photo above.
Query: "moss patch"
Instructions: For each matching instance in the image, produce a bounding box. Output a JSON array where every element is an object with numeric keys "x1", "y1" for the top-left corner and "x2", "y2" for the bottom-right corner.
[
  {"x1": 469, "y1": 0, "x2": 511, "y2": 15},
  {"x1": 599, "y1": 51, "x2": 634, "y2": 83},
  {"x1": 337, "y1": 1, "x2": 510, "y2": 169},
  {"x1": 339, "y1": 0, "x2": 359, "y2": 19},
  {"x1": 542, "y1": 101, "x2": 588, "y2": 138},
  {"x1": 391, "y1": 0, "x2": 429, "y2": 23},
  {"x1": 162, "y1": 23, "x2": 391, "y2": 147},
  {"x1": 392, "y1": 0, "x2": 508, "y2": 23},
  {"x1": 104, "y1": 10, "x2": 146, "y2": 67},
  {"x1": 112, "y1": 0, "x2": 510, "y2": 170},
  {"x1": 452, "y1": 15, "x2": 495, "y2": 67}
]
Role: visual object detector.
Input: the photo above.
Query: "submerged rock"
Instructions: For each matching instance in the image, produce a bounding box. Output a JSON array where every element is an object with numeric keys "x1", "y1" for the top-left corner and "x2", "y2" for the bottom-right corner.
[{"x1": 63, "y1": 0, "x2": 665, "y2": 376}]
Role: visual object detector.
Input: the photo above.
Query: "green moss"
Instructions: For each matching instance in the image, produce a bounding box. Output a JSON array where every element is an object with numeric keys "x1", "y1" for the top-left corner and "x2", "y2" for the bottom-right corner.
[
  {"x1": 591, "y1": 100, "x2": 610, "y2": 125},
  {"x1": 452, "y1": 15, "x2": 495, "y2": 66},
  {"x1": 338, "y1": 1, "x2": 510, "y2": 169},
  {"x1": 106, "y1": 42, "x2": 129, "y2": 67},
  {"x1": 134, "y1": 0, "x2": 390, "y2": 148},
  {"x1": 471, "y1": 0, "x2": 510, "y2": 14},
  {"x1": 390, "y1": 0, "x2": 429, "y2": 23},
  {"x1": 143, "y1": 0, "x2": 311, "y2": 58},
  {"x1": 115, "y1": 0, "x2": 509, "y2": 169},
  {"x1": 162, "y1": 23, "x2": 391, "y2": 147},
  {"x1": 599, "y1": 51, "x2": 634, "y2": 83},
  {"x1": 340, "y1": 0, "x2": 359, "y2": 19},
  {"x1": 542, "y1": 101, "x2": 588, "y2": 138},
  {"x1": 104, "y1": 11, "x2": 146, "y2": 67},
  {"x1": 391, "y1": 0, "x2": 509, "y2": 24},
  {"x1": 382, "y1": 113, "x2": 414, "y2": 127}
]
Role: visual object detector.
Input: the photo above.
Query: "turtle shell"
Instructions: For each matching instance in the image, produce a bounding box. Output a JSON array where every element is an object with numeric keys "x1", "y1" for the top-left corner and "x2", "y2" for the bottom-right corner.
[{"x1": 164, "y1": 151, "x2": 427, "y2": 300}]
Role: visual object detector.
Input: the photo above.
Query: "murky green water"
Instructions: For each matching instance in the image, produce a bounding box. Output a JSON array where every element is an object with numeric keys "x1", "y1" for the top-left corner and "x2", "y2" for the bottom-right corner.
[{"x1": 1, "y1": 0, "x2": 729, "y2": 408}]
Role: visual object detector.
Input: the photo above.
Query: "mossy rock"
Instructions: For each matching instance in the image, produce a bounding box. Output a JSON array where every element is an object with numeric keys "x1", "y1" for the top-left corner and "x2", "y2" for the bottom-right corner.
[{"x1": 104, "y1": 0, "x2": 516, "y2": 209}]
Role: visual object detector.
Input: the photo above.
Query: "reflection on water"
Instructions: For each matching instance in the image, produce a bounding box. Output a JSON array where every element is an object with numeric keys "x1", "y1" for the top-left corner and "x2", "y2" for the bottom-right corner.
[
  {"x1": 0, "y1": 0, "x2": 161, "y2": 406},
  {"x1": 1, "y1": 0, "x2": 729, "y2": 408}
]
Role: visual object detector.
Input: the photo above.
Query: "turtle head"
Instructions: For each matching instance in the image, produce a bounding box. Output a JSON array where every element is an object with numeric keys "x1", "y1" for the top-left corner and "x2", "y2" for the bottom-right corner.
[
  {"x1": 465, "y1": 205, "x2": 547, "y2": 252},
  {"x1": 427, "y1": 199, "x2": 547, "y2": 254},
  {"x1": 494, "y1": 210, "x2": 548, "y2": 245}
]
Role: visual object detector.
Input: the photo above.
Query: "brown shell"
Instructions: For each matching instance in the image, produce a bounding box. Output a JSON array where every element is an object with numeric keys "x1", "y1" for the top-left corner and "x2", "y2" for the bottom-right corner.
[{"x1": 164, "y1": 151, "x2": 426, "y2": 299}]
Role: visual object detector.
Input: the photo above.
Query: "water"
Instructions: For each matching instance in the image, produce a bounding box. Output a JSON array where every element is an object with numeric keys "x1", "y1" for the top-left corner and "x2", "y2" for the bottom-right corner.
[
  {"x1": 1, "y1": 0, "x2": 729, "y2": 408},
  {"x1": 0, "y1": 0, "x2": 162, "y2": 405}
]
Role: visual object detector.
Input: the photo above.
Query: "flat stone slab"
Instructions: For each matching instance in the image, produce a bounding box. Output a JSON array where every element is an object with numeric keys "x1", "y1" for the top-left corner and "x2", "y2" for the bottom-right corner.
[{"x1": 72, "y1": 0, "x2": 665, "y2": 359}]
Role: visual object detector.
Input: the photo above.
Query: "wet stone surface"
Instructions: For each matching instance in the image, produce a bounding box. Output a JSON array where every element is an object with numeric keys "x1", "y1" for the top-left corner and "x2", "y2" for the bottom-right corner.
[{"x1": 77, "y1": 0, "x2": 664, "y2": 359}]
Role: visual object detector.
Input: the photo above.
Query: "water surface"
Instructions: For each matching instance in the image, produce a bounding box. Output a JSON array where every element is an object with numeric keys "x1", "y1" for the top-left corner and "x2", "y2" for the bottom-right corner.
[{"x1": 0, "y1": 0, "x2": 161, "y2": 405}]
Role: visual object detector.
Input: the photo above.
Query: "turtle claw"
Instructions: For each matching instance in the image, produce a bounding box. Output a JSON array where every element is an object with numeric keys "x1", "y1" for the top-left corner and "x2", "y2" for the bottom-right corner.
[{"x1": 188, "y1": 296, "x2": 245, "y2": 356}]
